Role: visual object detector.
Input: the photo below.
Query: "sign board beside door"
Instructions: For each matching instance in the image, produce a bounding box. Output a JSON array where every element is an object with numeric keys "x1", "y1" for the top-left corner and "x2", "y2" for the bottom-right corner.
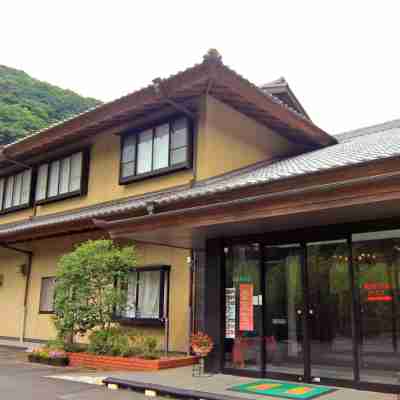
[{"x1": 239, "y1": 283, "x2": 254, "y2": 331}]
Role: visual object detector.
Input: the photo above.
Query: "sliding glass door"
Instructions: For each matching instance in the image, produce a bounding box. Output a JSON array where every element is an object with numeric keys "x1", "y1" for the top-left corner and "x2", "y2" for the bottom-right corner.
[
  {"x1": 353, "y1": 230, "x2": 400, "y2": 386},
  {"x1": 306, "y1": 240, "x2": 355, "y2": 382},
  {"x1": 224, "y1": 243, "x2": 263, "y2": 373},
  {"x1": 264, "y1": 244, "x2": 305, "y2": 378},
  {"x1": 222, "y1": 229, "x2": 400, "y2": 391}
]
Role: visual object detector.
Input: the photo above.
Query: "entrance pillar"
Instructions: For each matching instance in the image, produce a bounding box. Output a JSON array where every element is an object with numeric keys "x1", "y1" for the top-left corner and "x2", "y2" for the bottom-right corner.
[{"x1": 203, "y1": 238, "x2": 224, "y2": 373}]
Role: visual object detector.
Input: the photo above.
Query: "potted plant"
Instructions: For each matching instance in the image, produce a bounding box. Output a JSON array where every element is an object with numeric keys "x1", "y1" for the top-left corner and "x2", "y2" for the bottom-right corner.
[{"x1": 190, "y1": 332, "x2": 213, "y2": 376}]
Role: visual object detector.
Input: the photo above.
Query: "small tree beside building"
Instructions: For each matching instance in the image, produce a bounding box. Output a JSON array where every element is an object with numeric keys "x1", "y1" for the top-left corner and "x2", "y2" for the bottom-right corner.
[{"x1": 53, "y1": 239, "x2": 136, "y2": 343}]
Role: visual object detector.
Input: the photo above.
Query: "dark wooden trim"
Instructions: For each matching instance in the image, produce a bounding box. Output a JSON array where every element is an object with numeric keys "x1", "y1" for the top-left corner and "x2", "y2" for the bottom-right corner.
[
  {"x1": 38, "y1": 276, "x2": 56, "y2": 314},
  {"x1": 0, "y1": 203, "x2": 31, "y2": 216},
  {"x1": 0, "y1": 169, "x2": 34, "y2": 215},
  {"x1": 115, "y1": 317, "x2": 165, "y2": 327},
  {"x1": 120, "y1": 162, "x2": 191, "y2": 185},
  {"x1": 119, "y1": 115, "x2": 194, "y2": 185},
  {"x1": 34, "y1": 148, "x2": 90, "y2": 206},
  {"x1": 131, "y1": 264, "x2": 171, "y2": 272},
  {"x1": 114, "y1": 265, "x2": 171, "y2": 325}
]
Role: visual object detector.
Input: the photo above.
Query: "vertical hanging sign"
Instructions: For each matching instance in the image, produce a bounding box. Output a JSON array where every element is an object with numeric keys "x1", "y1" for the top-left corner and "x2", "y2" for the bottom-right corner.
[
  {"x1": 239, "y1": 283, "x2": 254, "y2": 331},
  {"x1": 225, "y1": 288, "x2": 236, "y2": 338}
]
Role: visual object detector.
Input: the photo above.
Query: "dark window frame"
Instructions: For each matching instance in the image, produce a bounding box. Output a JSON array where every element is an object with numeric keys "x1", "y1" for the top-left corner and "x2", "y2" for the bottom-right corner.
[
  {"x1": 39, "y1": 276, "x2": 56, "y2": 314},
  {"x1": 114, "y1": 265, "x2": 170, "y2": 327},
  {"x1": 0, "y1": 169, "x2": 34, "y2": 216},
  {"x1": 35, "y1": 148, "x2": 90, "y2": 206},
  {"x1": 119, "y1": 115, "x2": 193, "y2": 185}
]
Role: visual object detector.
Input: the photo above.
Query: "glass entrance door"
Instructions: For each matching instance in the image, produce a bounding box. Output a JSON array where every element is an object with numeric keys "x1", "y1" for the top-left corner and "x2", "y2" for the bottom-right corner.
[
  {"x1": 264, "y1": 244, "x2": 305, "y2": 378},
  {"x1": 306, "y1": 240, "x2": 355, "y2": 382},
  {"x1": 224, "y1": 243, "x2": 263, "y2": 373},
  {"x1": 353, "y1": 230, "x2": 400, "y2": 386}
]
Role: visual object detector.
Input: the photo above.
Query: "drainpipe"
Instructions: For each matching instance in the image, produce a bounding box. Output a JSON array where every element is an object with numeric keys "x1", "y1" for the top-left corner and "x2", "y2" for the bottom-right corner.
[
  {"x1": 188, "y1": 252, "x2": 194, "y2": 355},
  {"x1": 0, "y1": 243, "x2": 33, "y2": 344}
]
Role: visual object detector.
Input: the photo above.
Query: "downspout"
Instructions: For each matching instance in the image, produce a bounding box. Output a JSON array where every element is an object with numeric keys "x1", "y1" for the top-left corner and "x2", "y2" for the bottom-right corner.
[
  {"x1": 0, "y1": 243, "x2": 33, "y2": 344},
  {"x1": 188, "y1": 251, "x2": 194, "y2": 355}
]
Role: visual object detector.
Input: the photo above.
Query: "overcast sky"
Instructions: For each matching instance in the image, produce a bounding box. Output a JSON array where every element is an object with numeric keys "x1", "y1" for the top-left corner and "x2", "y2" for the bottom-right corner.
[{"x1": 2, "y1": 1, "x2": 399, "y2": 134}]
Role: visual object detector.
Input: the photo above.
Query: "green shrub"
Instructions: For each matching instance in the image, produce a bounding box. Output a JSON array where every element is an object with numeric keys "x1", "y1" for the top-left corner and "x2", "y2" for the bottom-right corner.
[
  {"x1": 88, "y1": 328, "x2": 160, "y2": 358},
  {"x1": 88, "y1": 327, "x2": 132, "y2": 357},
  {"x1": 64, "y1": 342, "x2": 86, "y2": 353},
  {"x1": 46, "y1": 338, "x2": 65, "y2": 350}
]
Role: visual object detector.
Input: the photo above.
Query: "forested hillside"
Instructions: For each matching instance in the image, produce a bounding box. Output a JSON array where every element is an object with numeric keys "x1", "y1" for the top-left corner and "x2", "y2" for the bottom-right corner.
[{"x1": 0, "y1": 65, "x2": 101, "y2": 144}]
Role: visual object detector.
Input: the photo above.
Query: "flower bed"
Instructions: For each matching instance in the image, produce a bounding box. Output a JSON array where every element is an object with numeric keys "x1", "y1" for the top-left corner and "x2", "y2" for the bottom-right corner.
[
  {"x1": 28, "y1": 349, "x2": 69, "y2": 367},
  {"x1": 68, "y1": 352, "x2": 198, "y2": 371}
]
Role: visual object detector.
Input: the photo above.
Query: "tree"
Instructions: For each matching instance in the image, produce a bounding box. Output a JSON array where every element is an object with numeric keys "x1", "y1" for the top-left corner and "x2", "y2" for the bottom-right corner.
[
  {"x1": 53, "y1": 239, "x2": 136, "y2": 343},
  {"x1": 0, "y1": 65, "x2": 101, "y2": 144}
]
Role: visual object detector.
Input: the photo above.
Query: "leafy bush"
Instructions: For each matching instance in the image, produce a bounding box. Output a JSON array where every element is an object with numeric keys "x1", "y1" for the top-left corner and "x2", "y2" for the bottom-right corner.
[
  {"x1": 54, "y1": 239, "x2": 136, "y2": 343},
  {"x1": 46, "y1": 338, "x2": 65, "y2": 350},
  {"x1": 88, "y1": 328, "x2": 160, "y2": 358},
  {"x1": 63, "y1": 342, "x2": 87, "y2": 353},
  {"x1": 88, "y1": 328, "x2": 131, "y2": 357}
]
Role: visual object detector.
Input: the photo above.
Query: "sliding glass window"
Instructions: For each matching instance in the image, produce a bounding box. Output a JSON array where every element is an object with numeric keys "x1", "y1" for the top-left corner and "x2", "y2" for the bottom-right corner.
[
  {"x1": 120, "y1": 117, "x2": 191, "y2": 182},
  {"x1": 0, "y1": 169, "x2": 32, "y2": 213},
  {"x1": 35, "y1": 151, "x2": 86, "y2": 203}
]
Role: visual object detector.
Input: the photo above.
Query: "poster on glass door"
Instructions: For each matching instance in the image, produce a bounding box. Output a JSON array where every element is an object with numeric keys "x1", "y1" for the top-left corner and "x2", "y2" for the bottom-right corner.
[
  {"x1": 225, "y1": 288, "x2": 236, "y2": 338},
  {"x1": 239, "y1": 283, "x2": 254, "y2": 331}
]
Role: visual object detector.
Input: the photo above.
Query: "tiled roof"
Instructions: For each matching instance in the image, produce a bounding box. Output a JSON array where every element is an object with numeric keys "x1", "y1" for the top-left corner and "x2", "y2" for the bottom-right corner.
[
  {"x1": 2, "y1": 51, "x2": 327, "y2": 159},
  {"x1": 1, "y1": 119, "x2": 399, "y2": 238}
]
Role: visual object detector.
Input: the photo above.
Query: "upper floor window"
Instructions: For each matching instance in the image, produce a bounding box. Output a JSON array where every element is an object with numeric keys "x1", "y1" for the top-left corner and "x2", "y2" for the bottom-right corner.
[
  {"x1": 120, "y1": 117, "x2": 191, "y2": 183},
  {"x1": 35, "y1": 151, "x2": 88, "y2": 204},
  {"x1": 0, "y1": 169, "x2": 32, "y2": 213}
]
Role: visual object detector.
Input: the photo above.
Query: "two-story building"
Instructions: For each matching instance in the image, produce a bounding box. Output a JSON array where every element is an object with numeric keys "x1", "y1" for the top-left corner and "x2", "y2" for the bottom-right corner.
[{"x1": 0, "y1": 50, "x2": 399, "y2": 394}]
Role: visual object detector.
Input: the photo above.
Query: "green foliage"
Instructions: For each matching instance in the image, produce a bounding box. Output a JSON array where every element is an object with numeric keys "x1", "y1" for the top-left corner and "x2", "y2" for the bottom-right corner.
[
  {"x1": 88, "y1": 328, "x2": 160, "y2": 359},
  {"x1": 0, "y1": 65, "x2": 101, "y2": 144},
  {"x1": 53, "y1": 239, "x2": 136, "y2": 342},
  {"x1": 88, "y1": 327, "x2": 131, "y2": 357},
  {"x1": 46, "y1": 338, "x2": 66, "y2": 350}
]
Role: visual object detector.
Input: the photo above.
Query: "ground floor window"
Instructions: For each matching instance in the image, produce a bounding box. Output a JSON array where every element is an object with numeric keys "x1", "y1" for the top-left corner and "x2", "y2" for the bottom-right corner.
[
  {"x1": 117, "y1": 266, "x2": 170, "y2": 324},
  {"x1": 39, "y1": 277, "x2": 56, "y2": 314}
]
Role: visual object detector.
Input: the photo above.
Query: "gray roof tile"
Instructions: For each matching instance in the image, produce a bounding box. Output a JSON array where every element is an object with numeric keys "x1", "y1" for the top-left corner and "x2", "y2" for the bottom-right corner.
[{"x1": 1, "y1": 119, "x2": 400, "y2": 237}]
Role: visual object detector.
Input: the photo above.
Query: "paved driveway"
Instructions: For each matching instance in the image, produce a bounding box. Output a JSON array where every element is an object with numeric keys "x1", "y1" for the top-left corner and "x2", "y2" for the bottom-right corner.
[{"x1": 0, "y1": 346, "x2": 145, "y2": 400}]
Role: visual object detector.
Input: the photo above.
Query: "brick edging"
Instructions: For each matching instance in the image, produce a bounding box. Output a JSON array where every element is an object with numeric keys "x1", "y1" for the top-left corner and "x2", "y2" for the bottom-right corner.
[{"x1": 67, "y1": 352, "x2": 199, "y2": 371}]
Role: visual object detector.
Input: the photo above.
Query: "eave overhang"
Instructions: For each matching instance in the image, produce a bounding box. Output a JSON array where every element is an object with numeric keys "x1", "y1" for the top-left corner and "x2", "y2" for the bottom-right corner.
[
  {"x1": 2, "y1": 155, "x2": 400, "y2": 245},
  {"x1": 0, "y1": 50, "x2": 335, "y2": 168}
]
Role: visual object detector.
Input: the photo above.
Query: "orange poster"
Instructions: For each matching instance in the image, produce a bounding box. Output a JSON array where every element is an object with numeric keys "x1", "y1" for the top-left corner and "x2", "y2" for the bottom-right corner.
[{"x1": 239, "y1": 283, "x2": 254, "y2": 331}]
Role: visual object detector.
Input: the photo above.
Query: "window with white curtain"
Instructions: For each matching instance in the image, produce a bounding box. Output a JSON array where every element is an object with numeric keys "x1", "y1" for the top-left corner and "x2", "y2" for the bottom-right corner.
[
  {"x1": 120, "y1": 117, "x2": 190, "y2": 181},
  {"x1": 119, "y1": 267, "x2": 169, "y2": 322},
  {"x1": 0, "y1": 169, "x2": 32, "y2": 212},
  {"x1": 39, "y1": 277, "x2": 56, "y2": 313},
  {"x1": 35, "y1": 152, "x2": 86, "y2": 202}
]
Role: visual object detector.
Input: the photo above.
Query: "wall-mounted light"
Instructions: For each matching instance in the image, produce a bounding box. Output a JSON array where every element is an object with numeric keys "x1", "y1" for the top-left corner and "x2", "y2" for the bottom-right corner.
[{"x1": 19, "y1": 264, "x2": 28, "y2": 276}]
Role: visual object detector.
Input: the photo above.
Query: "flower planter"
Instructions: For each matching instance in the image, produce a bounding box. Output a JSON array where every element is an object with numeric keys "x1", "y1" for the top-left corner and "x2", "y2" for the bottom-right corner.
[
  {"x1": 67, "y1": 352, "x2": 199, "y2": 371},
  {"x1": 28, "y1": 354, "x2": 69, "y2": 367}
]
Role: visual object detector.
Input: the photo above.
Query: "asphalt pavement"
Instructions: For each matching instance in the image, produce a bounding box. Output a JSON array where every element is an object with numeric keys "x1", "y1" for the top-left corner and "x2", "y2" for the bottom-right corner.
[{"x1": 0, "y1": 346, "x2": 147, "y2": 400}]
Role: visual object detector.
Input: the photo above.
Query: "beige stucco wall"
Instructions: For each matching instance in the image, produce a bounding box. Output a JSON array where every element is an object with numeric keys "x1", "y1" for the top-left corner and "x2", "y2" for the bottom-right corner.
[
  {"x1": 1, "y1": 233, "x2": 191, "y2": 352},
  {"x1": 0, "y1": 248, "x2": 27, "y2": 338},
  {"x1": 196, "y1": 95, "x2": 295, "y2": 180},
  {"x1": 0, "y1": 95, "x2": 301, "y2": 350},
  {"x1": 0, "y1": 94, "x2": 299, "y2": 225}
]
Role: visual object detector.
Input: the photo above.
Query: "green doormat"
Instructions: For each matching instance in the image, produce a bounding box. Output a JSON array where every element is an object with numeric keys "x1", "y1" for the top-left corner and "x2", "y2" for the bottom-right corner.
[{"x1": 229, "y1": 380, "x2": 337, "y2": 399}]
